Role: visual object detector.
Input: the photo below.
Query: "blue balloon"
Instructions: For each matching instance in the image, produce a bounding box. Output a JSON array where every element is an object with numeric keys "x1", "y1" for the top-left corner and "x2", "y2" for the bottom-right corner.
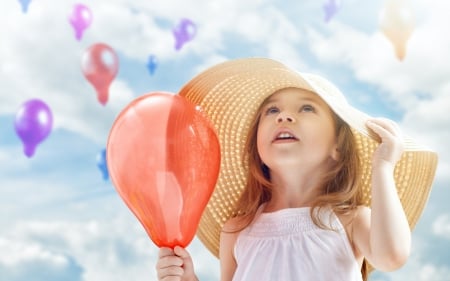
[
  {"x1": 18, "y1": 0, "x2": 32, "y2": 13},
  {"x1": 97, "y1": 148, "x2": 109, "y2": 180},
  {"x1": 147, "y1": 55, "x2": 158, "y2": 75}
]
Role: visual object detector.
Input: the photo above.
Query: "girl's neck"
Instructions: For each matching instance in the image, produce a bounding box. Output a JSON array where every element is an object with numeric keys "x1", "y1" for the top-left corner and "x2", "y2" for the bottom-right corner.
[{"x1": 265, "y1": 170, "x2": 322, "y2": 212}]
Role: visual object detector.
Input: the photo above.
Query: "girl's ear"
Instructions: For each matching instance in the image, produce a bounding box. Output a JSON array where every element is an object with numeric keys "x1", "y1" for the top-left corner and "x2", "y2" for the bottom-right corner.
[{"x1": 331, "y1": 146, "x2": 340, "y2": 161}]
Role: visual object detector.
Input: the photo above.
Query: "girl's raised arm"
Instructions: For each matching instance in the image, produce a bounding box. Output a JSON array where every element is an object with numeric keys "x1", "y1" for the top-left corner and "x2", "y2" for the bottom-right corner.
[{"x1": 353, "y1": 118, "x2": 411, "y2": 271}]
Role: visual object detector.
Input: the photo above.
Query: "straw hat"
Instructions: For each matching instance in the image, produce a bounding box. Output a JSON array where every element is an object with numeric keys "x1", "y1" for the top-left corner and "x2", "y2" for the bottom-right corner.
[{"x1": 178, "y1": 57, "x2": 438, "y2": 258}]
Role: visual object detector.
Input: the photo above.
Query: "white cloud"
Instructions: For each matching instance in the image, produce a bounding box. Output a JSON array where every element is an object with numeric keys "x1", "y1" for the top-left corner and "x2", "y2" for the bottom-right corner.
[
  {"x1": 0, "y1": 237, "x2": 69, "y2": 267},
  {"x1": 0, "y1": 237, "x2": 83, "y2": 281},
  {"x1": 0, "y1": 211, "x2": 155, "y2": 281},
  {"x1": 0, "y1": 209, "x2": 220, "y2": 281},
  {"x1": 432, "y1": 214, "x2": 450, "y2": 239}
]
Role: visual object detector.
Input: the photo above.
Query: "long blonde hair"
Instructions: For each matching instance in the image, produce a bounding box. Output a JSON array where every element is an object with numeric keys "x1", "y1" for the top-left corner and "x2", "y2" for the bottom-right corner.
[{"x1": 230, "y1": 90, "x2": 369, "y2": 280}]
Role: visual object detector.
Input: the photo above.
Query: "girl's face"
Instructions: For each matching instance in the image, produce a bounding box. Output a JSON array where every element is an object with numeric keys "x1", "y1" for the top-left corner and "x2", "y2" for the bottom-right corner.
[{"x1": 256, "y1": 88, "x2": 338, "y2": 172}]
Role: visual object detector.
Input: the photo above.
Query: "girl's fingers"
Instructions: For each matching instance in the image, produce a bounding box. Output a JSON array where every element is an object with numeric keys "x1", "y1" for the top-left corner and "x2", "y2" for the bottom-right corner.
[
  {"x1": 159, "y1": 247, "x2": 175, "y2": 258},
  {"x1": 173, "y1": 246, "x2": 196, "y2": 278},
  {"x1": 157, "y1": 265, "x2": 184, "y2": 280},
  {"x1": 173, "y1": 246, "x2": 191, "y2": 259},
  {"x1": 366, "y1": 118, "x2": 404, "y2": 165},
  {"x1": 367, "y1": 118, "x2": 401, "y2": 138},
  {"x1": 156, "y1": 247, "x2": 184, "y2": 280}
]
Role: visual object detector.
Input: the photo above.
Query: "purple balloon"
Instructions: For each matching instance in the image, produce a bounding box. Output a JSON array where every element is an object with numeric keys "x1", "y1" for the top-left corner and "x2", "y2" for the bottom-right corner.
[
  {"x1": 14, "y1": 99, "x2": 53, "y2": 158},
  {"x1": 173, "y1": 18, "x2": 197, "y2": 51},
  {"x1": 323, "y1": 0, "x2": 341, "y2": 22},
  {"x1": 69, "y1": 3, "x2": 93, "y2": 41}
]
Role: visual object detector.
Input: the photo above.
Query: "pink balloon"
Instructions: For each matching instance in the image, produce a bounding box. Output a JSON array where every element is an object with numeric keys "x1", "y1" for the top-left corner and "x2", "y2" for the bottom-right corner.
[
  {"x1": 69, "y1": 4, "x2": 93, "y2": 41},
  {"x1": 14, "y1": 99, "x2": 53, "y2": 158},
  {"x1": 81, "y1": 43, "x2": 119, "y2": 105}
]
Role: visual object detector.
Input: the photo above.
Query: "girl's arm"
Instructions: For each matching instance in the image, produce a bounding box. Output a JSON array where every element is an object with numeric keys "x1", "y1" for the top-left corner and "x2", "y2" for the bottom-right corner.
[
  {"x1": 219, "y1": 218, "x2": 240, "y2": 281},
  {"x1": 353, "y1": 118, "x2": 411, "y2": 271}
]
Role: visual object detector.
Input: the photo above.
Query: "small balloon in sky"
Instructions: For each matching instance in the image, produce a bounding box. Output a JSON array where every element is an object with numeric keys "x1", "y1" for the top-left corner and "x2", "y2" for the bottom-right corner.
[
  {"x1": 18, "y1": 0, "x2": 32, "y2": 13},
  {"x1": 379, "y1": 0, "x2": 415, "y2": 61},
  {"x1": 146, "y1": 55, "x2": 158, "y2": 75},
  {"x1": 323, "y1": 0, "x2": 341, "y2": 22},
  {"x1": 173, "y1": 18, "x2": 197, "y2": 51},
  {"x1": 97, "y1": 148, "x2": 109, "y2": 181},
  {"x1": 81, "y1": 43, "x2": 119, "y2": 105},
  {"x1": 14, "y1": 99, "x2": 53, "y2": 158},
  {"x1": 69, "y1": 3, "x2": 93, "y2": 41}
]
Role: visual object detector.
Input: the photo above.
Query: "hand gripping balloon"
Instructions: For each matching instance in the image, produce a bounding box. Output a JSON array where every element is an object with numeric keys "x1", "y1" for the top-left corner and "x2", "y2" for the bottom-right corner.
[
  {"x1": 81, "y1": 43, "x2": 119, "y2": 105},
  {"x1": 107, "y1": 92, "x2": 220, "y2": 248},
  {"x1": 14, "y1": 99, "x2": 53, "y2": 158}
]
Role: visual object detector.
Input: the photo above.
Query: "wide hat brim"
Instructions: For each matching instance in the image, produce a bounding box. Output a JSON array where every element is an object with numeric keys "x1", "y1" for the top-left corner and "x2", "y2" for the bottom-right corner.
[{"x1": 179, "y1": 57, "x2": 438, "y2": 259}]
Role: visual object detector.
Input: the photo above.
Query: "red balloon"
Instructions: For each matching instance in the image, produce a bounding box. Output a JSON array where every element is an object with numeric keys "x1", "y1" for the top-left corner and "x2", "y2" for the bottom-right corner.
[
  {"x1": 81, "y1": 43, "x2": 119, "y2": 105},
  {"x1": 107, "y1": 92, "x2": 220, "y2": 248}
]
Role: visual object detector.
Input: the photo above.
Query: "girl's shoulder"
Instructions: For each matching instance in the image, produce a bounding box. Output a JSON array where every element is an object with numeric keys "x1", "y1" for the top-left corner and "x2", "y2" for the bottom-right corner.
[
  {"x1": 222, "y1": 215, "x2": 247, "y2": 232},
  {"x1": 352, "y1": 205, "x2": 371, "y2": 226},
  {"x1": 336, "y1": 205, "x2": 371, "y2": 228}
]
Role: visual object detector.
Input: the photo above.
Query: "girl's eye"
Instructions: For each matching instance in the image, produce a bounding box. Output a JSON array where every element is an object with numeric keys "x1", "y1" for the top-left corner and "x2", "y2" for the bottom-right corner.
[
  {"x1": 301, "y1": 104, "x2": 315, "y2": 112},
  {"x1": 265, "y1": 106, "x2": 279, "y2": 115}
]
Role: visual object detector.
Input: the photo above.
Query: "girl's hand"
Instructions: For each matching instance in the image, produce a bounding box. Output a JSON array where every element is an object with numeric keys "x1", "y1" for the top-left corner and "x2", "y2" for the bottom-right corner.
[
  {"x1": 156, "y1": 246, "x2": 198, "y2": 281},
  {"x1": 366, "y1": 118, "x2": 404, "y2": 168}
]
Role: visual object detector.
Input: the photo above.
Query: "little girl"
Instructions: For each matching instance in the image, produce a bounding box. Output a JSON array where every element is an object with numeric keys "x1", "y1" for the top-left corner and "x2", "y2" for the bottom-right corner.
[{"x1": 155, "y1": 58, "x2": 438, "y2": 281}]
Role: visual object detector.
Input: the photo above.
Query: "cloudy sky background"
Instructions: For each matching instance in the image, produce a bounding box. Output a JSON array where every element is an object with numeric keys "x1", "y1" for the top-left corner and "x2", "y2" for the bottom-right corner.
[{"x1": 1, "y1": 0, "x2": 449, "y2": 280}]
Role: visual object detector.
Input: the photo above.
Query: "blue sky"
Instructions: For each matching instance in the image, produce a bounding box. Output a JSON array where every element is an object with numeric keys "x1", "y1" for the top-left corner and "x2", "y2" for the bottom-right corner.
[{"x1": 1, "y1": 0, "x2": 449, "y2": 280}]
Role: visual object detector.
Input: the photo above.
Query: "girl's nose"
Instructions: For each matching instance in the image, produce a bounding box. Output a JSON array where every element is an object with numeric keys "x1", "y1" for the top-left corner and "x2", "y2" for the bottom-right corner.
[{"x1": 277, "y1": 112, "x2": 295, "y2": 123}]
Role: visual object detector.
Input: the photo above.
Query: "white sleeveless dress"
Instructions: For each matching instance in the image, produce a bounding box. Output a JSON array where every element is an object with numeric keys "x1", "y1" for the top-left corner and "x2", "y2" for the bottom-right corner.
[{"x1": 232, "y1": 206, "x2": 362, "y2": 281}]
